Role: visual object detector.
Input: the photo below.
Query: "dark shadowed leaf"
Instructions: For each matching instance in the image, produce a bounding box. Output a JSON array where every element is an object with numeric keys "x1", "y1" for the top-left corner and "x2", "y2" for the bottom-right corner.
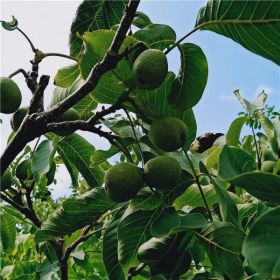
[
  {"x1": 103, "y1": 207, "x2": 126, "y2": 280},
  {"x1": 242, "y1": 206, "x2": 280, "y2": 279},
  {"x1": 118, "y1": 209, "x2": 159, "y2": 275},
  {"x1": 196, "y1": 0, "x2": 280, "y2": 65},
  {"x1": 31, "y1": 140, "x2": 54, "y2": 182},
  {"x1": 200, "y1": 162, "x2": 239, "y2": 227},
  {"x1": 232, "y1": 172, "x2": 280, "y2": 204},
  {"x1": 168, "y1": 43, "x2": 208, "y2": 110},
  {"x1": 151, "y1": 207, "x2": 207, "y2": 237},
  {"x1": 199, "y1": 222, "x2": 245, "y2": 279},
  {"x1": 218, "y1": 145, "x2": 256, "y2": 181}
]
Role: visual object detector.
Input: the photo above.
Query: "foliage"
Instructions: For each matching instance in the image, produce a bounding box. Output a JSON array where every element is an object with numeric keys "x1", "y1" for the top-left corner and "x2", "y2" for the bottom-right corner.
[{"x1": 1, "y1": 0, "x2": 279, "y2": 279}]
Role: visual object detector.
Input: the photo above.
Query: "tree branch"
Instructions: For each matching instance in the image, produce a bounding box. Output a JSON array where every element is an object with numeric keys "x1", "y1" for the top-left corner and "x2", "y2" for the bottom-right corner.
[
  {"x1": 1, "y1": 0, "x2": 140, "y2": 176},
  {"x1": 29, "y1": 75, "x2": 50, "y2": 113},
  {"x1": 43, "y1": 0, "x2": 140, "y2": 121},
  {"x1": 62, "y1": 226, "x2": 106, "y2": 262},
  {"x1": 8, "y1": 68, "x2": 29, "y2": 79}
]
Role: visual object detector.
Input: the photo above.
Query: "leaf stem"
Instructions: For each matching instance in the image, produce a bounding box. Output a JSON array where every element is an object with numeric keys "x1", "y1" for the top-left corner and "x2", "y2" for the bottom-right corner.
[
  {"x1": 165, "y1": 26, "x2": 200, "y2": 54},
  {"x1": 182, "y1": 147, "x2": 213, "y2": 221},
  {"x1": 42, "y1": 52, "x2": 78, "y2": 62},
  {"x1": 250, "y1": 118, "x2": 261, "y2": 170},
  {"x1": 16, "y1": 27, "x2": 37, "y2": 52},
  {"x1": 8, "y1": 68, "x2": 28, "y2": 79}
]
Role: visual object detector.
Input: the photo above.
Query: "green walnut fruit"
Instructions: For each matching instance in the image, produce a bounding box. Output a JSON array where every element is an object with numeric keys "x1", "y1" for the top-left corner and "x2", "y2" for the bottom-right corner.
[
  {"x1": 149, "y1": 117, "x2": 188, "y2": 151},
  {"x1": 132, "y1": 49, "x2": 168, "y2": 90},
  {"x1": 104, "y1": 162, "x2": 144, "y2": 202},
  {"x1": 144, "y1": 156, "x2": 181, "y2": 190},
  {"x1": 16, "y1": 160, "x2": 32, "y2": 181},
  {"x1": 11, "y1": 107, "x2": 28, "y2": 131},
  {"x1": 261, "y1": 160, "x2": 276, "y2": 173},
  {"x1": 1, "y1": 169, "x2": 12, "y2": 191},
  {"x1": 0, "y1": 77, "x2": 22, "y2": 114},
  {"x1": 55, "y1": 108, "x2": 81, "y2": 136}
]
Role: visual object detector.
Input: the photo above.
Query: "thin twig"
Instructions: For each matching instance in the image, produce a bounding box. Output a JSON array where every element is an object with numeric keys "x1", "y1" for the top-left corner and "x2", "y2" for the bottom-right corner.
[
  {"x1": 183, "y1": 147, "x2": 213, "y2": 221},
  {"x1": 16, "y1": 27, "x2": 37, "y2": 52},
  {"x1": 123, "y1": 108, "x2": 144, "y2": 167},
  {"x1": 8, "y1": 69, "x2": 28, "y2": 79},
  {"x1": 42, "y1": 52, "x2": 78, "y2": 62}
]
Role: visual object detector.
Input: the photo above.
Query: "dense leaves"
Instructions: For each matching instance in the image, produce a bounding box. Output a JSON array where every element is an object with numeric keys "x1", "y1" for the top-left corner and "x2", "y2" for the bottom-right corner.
[
  {"x1": 35, "y1": 188, "x2": 115, "y2": 242},
  {"x1": 1, "y1": 0, "x2": 280, "y2": 279},
  {"x1": 69, "y1": 0, "x2": 128, "y2": 57},
  {"x1": 243, "y1": 206, "x2": 280, "y2": 278}
]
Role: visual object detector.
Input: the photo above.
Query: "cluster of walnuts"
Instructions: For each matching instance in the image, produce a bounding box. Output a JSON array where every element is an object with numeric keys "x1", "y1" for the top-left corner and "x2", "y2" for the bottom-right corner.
[{"x1": 103, "y1": 48, "x2": 189, "y2": 202}]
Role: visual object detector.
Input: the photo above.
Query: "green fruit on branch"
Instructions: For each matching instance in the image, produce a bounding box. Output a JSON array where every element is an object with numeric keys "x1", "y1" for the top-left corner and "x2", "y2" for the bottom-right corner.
[
  {"x1": 11, "y1": 107, "x2": 28, "y2": 131},
  {"x1": 149, "y1": 117, "x2": 188, "y2": 151},
  {"x1": 132, "y1": 49, "x2": 168, "y2": 90},
  {"x1": 55, "y1": 108, "x2": 81, "y2": 136},
  {"x1": 261, "y1": 160, "x2": 276, "y2": 173},
  {"x1": 0, "y1": 77, "x2": 22, "y2": 114},
  {"x1": 16, "y1": 159, "x2": 32, "y2": 181},
  {"x1": 1, "y1": 169, "x2": 12, "y2": 191},
  {"x1": 104, "y1": 162, "x2": 144, "y2": 202},
  {"x1": 144, "y1": 156, "x2": 181, "y2": 190}
]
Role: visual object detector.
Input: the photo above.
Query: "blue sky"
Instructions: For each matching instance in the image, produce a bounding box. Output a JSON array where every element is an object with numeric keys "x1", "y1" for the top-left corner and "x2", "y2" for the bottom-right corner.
[
  {"x1": 1, "y1": 1, "x2": 279, "y2": 197},
  {"x1": 139, "y1": 1, "x2": 279, "y2": 135}
]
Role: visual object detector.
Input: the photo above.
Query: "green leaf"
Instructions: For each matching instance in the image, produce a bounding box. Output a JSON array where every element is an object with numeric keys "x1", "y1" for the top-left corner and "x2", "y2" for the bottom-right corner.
[
  {"x1": 54, "y1": 64, "x2": 80, "y2": 88},
  {"x1": 231, "y1": 172, "x2": 280, "y2": 204},
  {"x1": 103, "y1": 207, "x2": 126, "y2": 280},
  {"x1": 133, "y1": 24, "x2": 176, "y2": 50},
  {"x1": 0, "y1": 209, "x2": 16, "y2": 253},
  {"x1": 226, "y1": 117, "x2": 248, "y2": 147},
  {"x1": 57, "y1": 133, "x2": 104, "y2": 188},
  {"x1": 196, "y1": 0, "x2": 280, "y2": 65},
  {"x1": 218, "y1": 145, "x2": 256, "y2": 181},
  {"x1": 1, "y1": 16, "x2": 18, "y2": 31},
  {"x1": 174, "y1": 183, "x2": 225, "y2": 210},
  {"x1": 50, "y1": 79, "x2": 98, "y2": 120},
  {"x1": 242, "y1": 206, "x2": 280, "y2": 279},
  {"x1": 199, "y1": 222, "x2": 245, "y2": 279},
  {"x1": 79, "y1": 30, "x2": 137, "y2": 105},
  {"x1": 134, "y1": 72, "x2": 197, "y2": 148},
  {"x1": 130, "y1": 190, "x2": 163, "y2": 211},
  {"x1": 168, "y1": 43, "x2": 208, "y2": 110},
  {"x1": 133, "y1": 11, "x2": 152, "y2": 29},
  {"x1": 69, "y1": 0, "x2": 128, "y2": 57},
  {"x1": 200, "y1": 162, "x2": 239, "y2": 227},
  {"x1": 31, "y1": 140, "x2": 54, "y2": 182},
  {"x1": 151, "y1": 207, "x2": 208, "y2": 237},
  {"x1": 35, "y1": 187, "x2": 115, "y2": 243},
  {"x1": 118, "y1": 209, "x2": 159, "y2": 275}
]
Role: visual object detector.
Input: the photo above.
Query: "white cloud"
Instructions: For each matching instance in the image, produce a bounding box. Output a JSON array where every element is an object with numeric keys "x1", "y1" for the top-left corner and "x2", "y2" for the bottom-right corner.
[{"x1": 219, "y1": 94, "x2": 237, "y2": 103}]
